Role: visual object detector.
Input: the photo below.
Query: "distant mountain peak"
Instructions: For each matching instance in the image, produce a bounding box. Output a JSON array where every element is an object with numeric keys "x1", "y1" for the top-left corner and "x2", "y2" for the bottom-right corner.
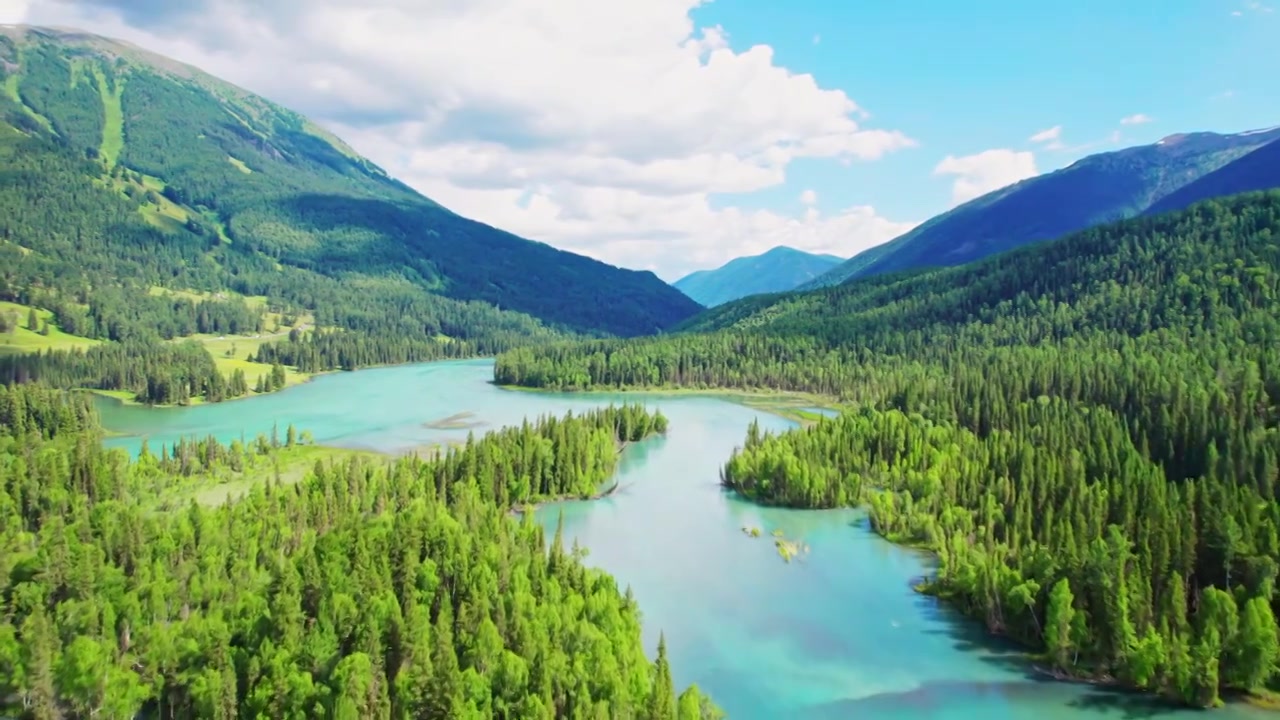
[{"x1": 674, "y1": 247, "x2": 844, "y2": 307}]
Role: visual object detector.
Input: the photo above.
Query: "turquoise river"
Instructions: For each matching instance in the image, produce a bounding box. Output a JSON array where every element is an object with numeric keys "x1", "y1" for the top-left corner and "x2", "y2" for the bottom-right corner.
[{"x1": 96, "y1": 359, "x2": 1270, "y2": 720}]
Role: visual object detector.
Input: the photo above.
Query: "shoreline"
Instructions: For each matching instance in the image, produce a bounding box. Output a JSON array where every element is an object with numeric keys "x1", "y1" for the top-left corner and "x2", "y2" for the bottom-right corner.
[
  {"x1": 511, "y1": 478, "x2": 626, "y2": 517},
  {"x1": 493, "y1": 382, "x2": 841, "y2": 425},
  {"x1": 82, "y1": 369, "x2": 334, "y2": 409},
  {"x1": 501, "y1": 378, "x2": 1269, "y2": 713},
  {"x1": 508, "y1": 437, "x2": 643, "y2": 515}
]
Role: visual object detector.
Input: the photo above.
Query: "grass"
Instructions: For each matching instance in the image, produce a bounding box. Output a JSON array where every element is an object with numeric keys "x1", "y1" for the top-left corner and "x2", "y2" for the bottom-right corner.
[
  {"x1": 142, "y1": 443, "x2": 385, "y2": 509},
  {"x1": 0, "y1": 300, "x2": 101, "y2": 355},
  {"x1": 0, "y1": 291, "x2": 315, "y2": 405},
  {"x1": 227, "y1": 155, "x2": 252, "y2": 174},
  {"x1": 3, "y1": 71, "x2": 54, "y2": 134},
  {"x1": 92, "y1": 66, "x2": 125, "y2": 167}
]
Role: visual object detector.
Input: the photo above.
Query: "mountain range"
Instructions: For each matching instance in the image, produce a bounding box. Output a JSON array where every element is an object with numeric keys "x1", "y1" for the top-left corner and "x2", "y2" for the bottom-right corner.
[
  {"x1": 0, "y1": 25, "x2": 700, "y2": 338},
  {"x1": 672, "y1": 246, "x2": 843, "y2": 307},
  {"x1": 802, "y1": 127, "x2": 1280, "y2": 289}
]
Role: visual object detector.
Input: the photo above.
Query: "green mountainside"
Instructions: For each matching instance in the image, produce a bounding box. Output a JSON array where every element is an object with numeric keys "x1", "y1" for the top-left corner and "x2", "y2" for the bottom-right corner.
[
  {"x1": 801, "y1": 127, "x2": 1280, "y2": 289},
  {"x1": 672, "y1": 246, "x2": 843, "y2": 307},
  {"x1": 0, "y1": 26, "x2": 699, "y2": 338},
  {"x1": 496, "y1": 190, "x2": 1280, "y2": 707}
]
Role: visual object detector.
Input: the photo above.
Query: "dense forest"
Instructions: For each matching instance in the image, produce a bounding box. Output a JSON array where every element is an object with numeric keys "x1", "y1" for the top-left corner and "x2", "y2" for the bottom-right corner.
[
  {"x1": 0, "y1": 383, "x2": 722, "y2": 719},
  {"x1": 497, "y1": 191, "x2": 1280, "y2": 707}
]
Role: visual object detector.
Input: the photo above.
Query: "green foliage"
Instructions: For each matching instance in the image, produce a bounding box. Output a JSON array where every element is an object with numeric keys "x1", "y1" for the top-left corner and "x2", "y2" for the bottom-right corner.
[
  {"x1": 499, "y1": 191, "x2": 1280, "y2": 707},
  {"x1": 0, "y1": 383, "x2": 717, "y2": 718}
]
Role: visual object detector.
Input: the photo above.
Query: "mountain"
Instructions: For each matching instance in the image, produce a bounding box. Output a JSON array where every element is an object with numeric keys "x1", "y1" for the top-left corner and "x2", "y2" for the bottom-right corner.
[
  {"x1": 0, "y1": 26, "x2": 700, "y2": 337},
  {"x1": 672, "y1": 246, "x2": 844, "y2": 307},
  {"x1": 1145, "y1": 135, "x2": 1280, "y2": 216},
  {"x1": 801, "y1": 126, "x2": 1280, "y2": 289}
]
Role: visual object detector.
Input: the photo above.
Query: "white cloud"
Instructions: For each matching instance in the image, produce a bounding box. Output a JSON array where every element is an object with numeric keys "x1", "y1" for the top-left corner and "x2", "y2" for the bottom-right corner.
[
  {"x1": 1028, "y1": 125, "x2": 1065, "y2": 151},
  {"x1": 7, "y1": 0, "x2": 918, "y2": 279},
  {"x1": 799, "y1": 189, "x2": 818, "y2": 205},
  {"x1": 1120, "y1": 113, "x2": 1154, "y2": 125},
  {"x1": 1028, "y1": 126, "x2": 1061, "y2": 143},
  {"x1": 933, "y1": 149, "x2": 1039, "y2": 206}
]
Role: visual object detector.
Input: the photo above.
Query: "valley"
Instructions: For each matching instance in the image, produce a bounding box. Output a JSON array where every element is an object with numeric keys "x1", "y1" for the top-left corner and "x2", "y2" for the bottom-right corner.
[
  {"x1": 87, "y1": 358, "x2": 1273, "y2": 719},
  {"x1": 0, "y1": 12, "x2": 1279, "y2": 720}
]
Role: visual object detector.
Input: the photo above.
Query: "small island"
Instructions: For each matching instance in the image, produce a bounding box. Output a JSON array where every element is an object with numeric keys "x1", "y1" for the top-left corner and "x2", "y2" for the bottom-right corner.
[{"x1": 741, "y1": 525, "x2": 811, "y2": 563}]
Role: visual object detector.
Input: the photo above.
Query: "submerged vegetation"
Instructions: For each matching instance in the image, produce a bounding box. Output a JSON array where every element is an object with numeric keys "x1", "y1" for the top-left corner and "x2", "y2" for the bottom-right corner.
[{"x1": 499, "y1": 191, "x2": 1280, "y2": 708}]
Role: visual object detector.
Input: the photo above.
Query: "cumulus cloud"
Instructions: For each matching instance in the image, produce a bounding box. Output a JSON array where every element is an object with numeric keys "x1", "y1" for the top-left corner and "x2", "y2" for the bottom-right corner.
[
  {"x1": 7, "y1": 0, "x2": 918, "y2": 279},
  {"x1": 1120, "y1": 113, "x2": 1154, "y2": 125},
  {"x1": 799, "y1": 189, "x2": 818, "y2": 205},
  {"x1": 933, "y1": 149, "x2": 1039, "y2": 206}
]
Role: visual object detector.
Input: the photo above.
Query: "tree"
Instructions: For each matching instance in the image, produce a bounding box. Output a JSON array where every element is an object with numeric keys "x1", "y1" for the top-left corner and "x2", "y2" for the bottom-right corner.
[
  {"x1": 1044, "y1": 578, "x2": 1076, "y2": 670},
  {"x1": 1234, "y1": 597, "x2": 1279, "y2": 691},
  {"x1": 644, "y1": 634, "x2": 676, "y2": 720}
]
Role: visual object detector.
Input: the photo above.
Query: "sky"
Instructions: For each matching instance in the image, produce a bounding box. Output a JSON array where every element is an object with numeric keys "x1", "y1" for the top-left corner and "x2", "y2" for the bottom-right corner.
[{"x1": 2, "y1": 0, "x2": 1278, "y2": 281}]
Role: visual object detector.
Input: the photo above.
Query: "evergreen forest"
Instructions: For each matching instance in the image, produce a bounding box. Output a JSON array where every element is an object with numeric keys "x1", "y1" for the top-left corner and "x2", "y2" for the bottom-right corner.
[
  {"x1": 0, "y1": 384, "x2": 722, "y2": 719},
  {"x1": 496, "y1": 190, "x2": 1280, "y2": 707}
]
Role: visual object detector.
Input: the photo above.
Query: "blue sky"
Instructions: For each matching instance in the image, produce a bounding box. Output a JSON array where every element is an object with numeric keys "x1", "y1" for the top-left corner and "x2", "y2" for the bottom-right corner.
[{"x1": 694, "y1": 0, "x2": 1280, "y2": 222}]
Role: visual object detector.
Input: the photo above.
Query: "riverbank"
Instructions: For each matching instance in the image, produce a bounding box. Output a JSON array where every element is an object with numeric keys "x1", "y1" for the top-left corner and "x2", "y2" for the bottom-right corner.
[
  {"x1": 495, "y1": 382, "x2": 842, "y2": 426},
  {"x1": 83, "y1": 368, "x2": 328, "y2": 409}
]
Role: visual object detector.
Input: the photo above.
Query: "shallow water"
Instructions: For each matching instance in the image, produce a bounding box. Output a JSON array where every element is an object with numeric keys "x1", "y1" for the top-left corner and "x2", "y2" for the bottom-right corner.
[{"x1": 98, "y1": 359, "x2": 1268, "y2": 719}]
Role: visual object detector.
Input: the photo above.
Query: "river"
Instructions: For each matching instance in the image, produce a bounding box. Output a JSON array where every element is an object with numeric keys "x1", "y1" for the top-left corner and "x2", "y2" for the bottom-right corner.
[{"x1": 96, "y1": 359, "x2": 1269, "y2": 720}]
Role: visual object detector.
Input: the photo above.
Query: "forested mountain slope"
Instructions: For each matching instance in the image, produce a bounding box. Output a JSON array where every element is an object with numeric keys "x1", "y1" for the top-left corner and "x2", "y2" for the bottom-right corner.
[
  {"x1": 672, "y1": 246, "x2": 842, "y2": 307},
  {"x1": 0, "y1": 25, "x2": 699, "y2": 338},
  {"x1": 800, "y1": 127, "x2": 1280, "y2": 289},
  {"x1": 496, "y1": 191, "x2": 1280, "y2": 707}
]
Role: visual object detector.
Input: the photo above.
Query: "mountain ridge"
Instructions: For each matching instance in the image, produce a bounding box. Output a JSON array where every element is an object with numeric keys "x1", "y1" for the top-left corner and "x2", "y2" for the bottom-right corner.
[
  {"x1": 1144, "y1": 137, "x2": 1280, "y2": 216},
  {"x1": 673, "y1": 245, "x2": 843, "y2": 307},
  {"x1": 0, "y1": 24, "x2": 699, "y2": 337},
  {"x1": 801, "y1": 125, "x2": 1280, "y2": 290}
]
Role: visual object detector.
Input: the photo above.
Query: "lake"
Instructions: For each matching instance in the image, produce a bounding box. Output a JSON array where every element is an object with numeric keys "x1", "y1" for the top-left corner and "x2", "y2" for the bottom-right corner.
[{"x1": 96, "y1": 359, "x2": 1268, "y2": 719}]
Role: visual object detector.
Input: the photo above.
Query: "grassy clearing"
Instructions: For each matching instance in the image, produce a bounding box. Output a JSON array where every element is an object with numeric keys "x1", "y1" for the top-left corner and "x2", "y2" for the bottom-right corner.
[
  {"x1": 146, "y1": 286, "x2": 310, "y2": 331},
  {"x1": 227, "y1": 155, "x2": 252, "y2": 173},
  {"x1": 142, "y1": 443, "x2": 385, "y2": 509},
  {"x1": 3, "y1": 71, "x2": 55, "y2": 134},
  {"x1": 0, "y1": 292, "x2": 315, "y2": 404},
  {"x1": 92, "y1": 66, "x2": 125, "y2": 167},
  {"x1": 0, "y1": 300, "x2": 100, "y2": 355}
]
